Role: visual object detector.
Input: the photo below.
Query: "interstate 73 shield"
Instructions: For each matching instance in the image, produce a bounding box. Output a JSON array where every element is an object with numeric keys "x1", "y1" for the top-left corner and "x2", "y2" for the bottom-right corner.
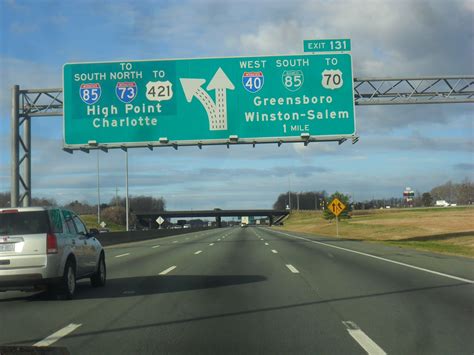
[{"x1": 115, "y1": 82, "x2": 137, "y2": 103}]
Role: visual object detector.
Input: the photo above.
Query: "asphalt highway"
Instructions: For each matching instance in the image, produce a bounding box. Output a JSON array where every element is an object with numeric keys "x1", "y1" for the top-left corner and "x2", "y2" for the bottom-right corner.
[{"x1": 1, "y1": 226, "x2": 473, "y2": 354}]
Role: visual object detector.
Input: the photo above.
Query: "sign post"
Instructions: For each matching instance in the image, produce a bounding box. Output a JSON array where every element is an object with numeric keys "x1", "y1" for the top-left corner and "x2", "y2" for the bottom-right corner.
[
  {"x1": 63, "y1": 52, "x2": 355, "y2": 149},
  {"x1": 328, "y1": 198, "x2": 346, "y2": 237}
]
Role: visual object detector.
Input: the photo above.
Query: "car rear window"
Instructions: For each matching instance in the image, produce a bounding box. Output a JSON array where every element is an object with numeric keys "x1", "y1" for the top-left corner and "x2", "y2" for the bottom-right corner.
[{"x1": 0, "y1": 211, "x2": 50, "y2": 235}]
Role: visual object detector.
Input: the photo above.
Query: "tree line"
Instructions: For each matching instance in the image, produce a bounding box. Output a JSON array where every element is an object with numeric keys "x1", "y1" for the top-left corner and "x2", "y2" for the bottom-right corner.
[
  {"x1": 0, "y1": 192, "x2": 166, "y2": 226},
  {"x1": 272, "y1": 179, "x2": 473, "y2": 211}
]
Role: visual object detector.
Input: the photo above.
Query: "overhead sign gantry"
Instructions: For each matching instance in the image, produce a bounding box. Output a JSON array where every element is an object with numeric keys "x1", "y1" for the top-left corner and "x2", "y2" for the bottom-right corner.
[{"x1": 10, "y1": 38, "x2": 474, "y2": 207}]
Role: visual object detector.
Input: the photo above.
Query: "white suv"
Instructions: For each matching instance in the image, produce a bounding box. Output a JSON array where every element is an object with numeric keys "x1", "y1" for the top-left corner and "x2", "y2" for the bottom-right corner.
[{"x1": 0, "y1": 207, "x2": 106, "y2": 299}]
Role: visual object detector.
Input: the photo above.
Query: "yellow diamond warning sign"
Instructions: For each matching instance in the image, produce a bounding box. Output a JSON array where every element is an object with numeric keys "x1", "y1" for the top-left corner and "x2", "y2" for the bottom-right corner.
[{"x1": 328, "y1": 198, "x2": 346, "y2": 217}]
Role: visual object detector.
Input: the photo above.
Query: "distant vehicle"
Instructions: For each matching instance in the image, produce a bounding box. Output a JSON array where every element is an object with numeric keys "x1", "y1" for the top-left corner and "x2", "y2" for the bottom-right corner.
[
  {"x1": 435, "y1": 200, "x2": 451, "y2": 207},
  {"x1": 0, "y1": 207, "x2": 106, "y2": 299},
  {"x1": 240, "y1": 223, "x2": 247, "y2": 228}
]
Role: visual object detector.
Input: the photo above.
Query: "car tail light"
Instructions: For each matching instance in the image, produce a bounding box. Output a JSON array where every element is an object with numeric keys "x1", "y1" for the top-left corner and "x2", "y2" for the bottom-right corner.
[
  {"x1": 1, "y1": 209, "x2": 18, "y2": 214},
  {"x1": 47, "y1": 233, "x2": 58, "y2": 254}
]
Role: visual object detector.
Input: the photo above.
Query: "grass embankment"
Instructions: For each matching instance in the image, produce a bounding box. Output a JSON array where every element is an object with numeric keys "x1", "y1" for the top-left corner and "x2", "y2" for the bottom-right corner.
[
  {"x1": 80, "y1": 214, "x2": 125, "y2": 232},
  {"x1": 278, "y1": 207, "x2": 474, "y2": 257}
]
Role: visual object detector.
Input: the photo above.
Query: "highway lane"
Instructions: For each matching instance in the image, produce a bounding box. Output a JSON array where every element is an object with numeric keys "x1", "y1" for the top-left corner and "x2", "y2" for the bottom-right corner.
[
  {"x1": 1, "y1": 226, "x2": 473, "y2": 354},
  {"x1": 0, "y1": 228, "x2": 225, "y2": 346},
  {"x1": 258, "y1": 227, "x2": 474, "y2": 354}
]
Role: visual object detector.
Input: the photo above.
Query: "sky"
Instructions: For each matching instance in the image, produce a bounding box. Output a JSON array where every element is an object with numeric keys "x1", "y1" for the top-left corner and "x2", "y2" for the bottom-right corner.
[{"x1": 0, "y1": 0, "x2": 473, "y2": 210}]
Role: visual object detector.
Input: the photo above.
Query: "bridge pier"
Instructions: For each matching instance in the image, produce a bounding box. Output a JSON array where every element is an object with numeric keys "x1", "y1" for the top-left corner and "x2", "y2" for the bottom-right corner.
[
  {"x1": 216, "y1": 216, "x2": 222, "y2": 228},
  {"x1": 269, "y1": 216, "x2": 273, "y2": 226}
]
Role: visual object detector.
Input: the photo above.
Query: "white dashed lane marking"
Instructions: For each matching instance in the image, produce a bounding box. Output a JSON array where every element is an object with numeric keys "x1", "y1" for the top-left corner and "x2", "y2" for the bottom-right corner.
[
  {"x1": 194, "y1": 250, "x2": 203, "y2": 255},
  {"x1": 342, "y1": 321, "x2": 386, "y2": 355},
  {"x1": 209, "y1": 243, "x2": 214, "y2": 246},
  {"x1": 286, "y1": 264, "x2": 300, "y2": 273},
  {"x1": 115, "y1": 253, "x2": 130, "y2": 258},
  {"x1": 152, "y1": 245, "x2": 160, "y2": 249},
  {"x1": 159, "y1": 266, "x2": 177, "y2": 275},
  {"x1": 34, "y1": 323, "x2": 82, "y2": 347},
  {"x1": 271, "y1": 250, "x2": 278, "y2": 254}
]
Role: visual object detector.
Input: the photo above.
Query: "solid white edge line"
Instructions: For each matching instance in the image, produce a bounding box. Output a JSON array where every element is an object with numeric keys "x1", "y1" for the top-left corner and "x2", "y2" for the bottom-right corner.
[
  {"x1": 115, "y1": 253, "x2": 130, "y2": 258},
  {"x1": 343, "y1": 321, "x2": 386, "y2": 355},
  {"x1": 271, "y1": 229, "x2": 474, "y2": 284},
  {"x1": 272, "y1": 249, "x2": 278, "y2": 254},
  {"x1": 194, "y1": 250, "x2": 202, "y2": 255},
  {"x1": 286, "y1": 264, "x2": 300, "y2": 273},
  {"x1": 159, "y1": 266, "x2": 176, "y2": 275},
  {"x1": 152, "y1": 245, "x2": 160, "y2": 248},
  {"x1": 34, "y1": 323, "x2": 82, "y2": 347}
]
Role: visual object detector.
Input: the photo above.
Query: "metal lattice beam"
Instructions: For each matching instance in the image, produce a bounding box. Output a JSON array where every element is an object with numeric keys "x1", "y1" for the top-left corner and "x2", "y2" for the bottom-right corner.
[
  {"x1": 353, "y1": 76, "x2": 474, "y2": 105},
  {"x1": 20, "y1": 88, "x2": 63, "y2": 117}
]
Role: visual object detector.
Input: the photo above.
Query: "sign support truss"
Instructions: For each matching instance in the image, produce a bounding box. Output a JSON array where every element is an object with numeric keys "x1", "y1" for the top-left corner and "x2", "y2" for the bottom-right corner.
[
  {"x1": 354, "y1": 76, "x2": 474, "y2": 105},
  {"x1": 9, "y1": 76, "x2": 474, "y2": 207}
]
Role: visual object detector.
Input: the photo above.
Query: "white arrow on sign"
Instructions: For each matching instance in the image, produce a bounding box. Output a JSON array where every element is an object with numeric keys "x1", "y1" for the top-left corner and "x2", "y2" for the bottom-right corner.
[
  {"x1": 180, "y1": 67, "x2": 234, "y2": 131},
  {"x1": 156, "y1": 216, "x2": 164, "y2": 225}
]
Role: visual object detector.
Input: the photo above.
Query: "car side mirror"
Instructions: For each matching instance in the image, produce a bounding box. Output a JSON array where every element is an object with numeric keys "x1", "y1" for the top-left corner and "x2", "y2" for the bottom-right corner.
[{"x1": 89, "y1": 228, "x2": 99, "y2": 237}]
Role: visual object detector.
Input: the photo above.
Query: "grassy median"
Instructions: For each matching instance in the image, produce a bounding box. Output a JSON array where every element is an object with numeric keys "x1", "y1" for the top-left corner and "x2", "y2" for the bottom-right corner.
[
  {"x1": 80, "y1": 214, "x2": 125, "y2": 232},
  {"x1": 277, "y1": 207, "x2": 474, "y2": 258}
]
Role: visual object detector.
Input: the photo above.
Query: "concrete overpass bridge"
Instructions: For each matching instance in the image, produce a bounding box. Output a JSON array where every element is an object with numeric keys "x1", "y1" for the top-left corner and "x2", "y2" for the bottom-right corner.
[{"x1": 135, "y1": 209, "x2": 290, "y2": 228}]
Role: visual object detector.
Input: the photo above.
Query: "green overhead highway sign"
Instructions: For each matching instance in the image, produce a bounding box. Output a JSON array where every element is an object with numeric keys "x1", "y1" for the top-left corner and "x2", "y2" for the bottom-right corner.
[{"x1": 63, "y1": 53, "x2": 355, "y2": 148}]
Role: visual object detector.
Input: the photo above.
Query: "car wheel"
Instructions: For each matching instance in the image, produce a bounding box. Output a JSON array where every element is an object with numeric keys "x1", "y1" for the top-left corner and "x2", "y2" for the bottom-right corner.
[
  {"x1": 91, "y1": 254, "x2": 106, "y2": 287},
  {"x1": 56, "y1": 260, "x2": 76, "y2": 300}
]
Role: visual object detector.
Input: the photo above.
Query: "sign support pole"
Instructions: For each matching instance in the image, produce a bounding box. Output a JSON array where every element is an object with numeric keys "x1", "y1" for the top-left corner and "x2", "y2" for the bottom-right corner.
[
  {"x1": 336, "y1": 216, "x2": 339, "y2": 238},
  {"x1": 125, "y1": 149, "x2": 129, "y2": 232},
  {"x1": 11, "y1": 85, "x2": 19, "y2": 208},
  {"x1": 97, "y1": 150, "x2": 101, "y2": 225}
]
